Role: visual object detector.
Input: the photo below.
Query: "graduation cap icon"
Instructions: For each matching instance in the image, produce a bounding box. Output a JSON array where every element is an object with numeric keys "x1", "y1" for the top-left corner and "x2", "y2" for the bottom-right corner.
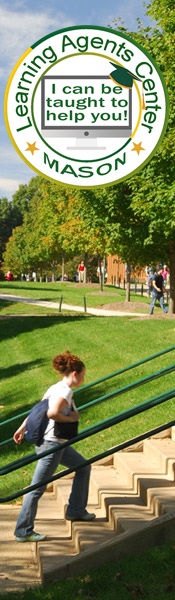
[{"x1": 109, "y1": 62, "x2": 145, "y2": 108}]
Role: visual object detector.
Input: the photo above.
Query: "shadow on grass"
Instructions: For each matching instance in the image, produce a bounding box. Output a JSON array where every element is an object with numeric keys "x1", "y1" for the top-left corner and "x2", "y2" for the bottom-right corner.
[
  {"x1": 0, "y1": 282, "x2": 64, "y2": 294},
  {"x1": 0, "y1": 314, "x2": 89, "y2": 341},
  {"x1": 0, "y1": 358, "x2": 46, "y2": 380},
  {"x1": 0, "y1": 282, "x2": 81, "y2": 297},
  {"x1": 75, "y1": 382, "x2": 113, "y2": 409},
  {"x1": 0, "y1": 299, "x2": 20, "y2": 312}
]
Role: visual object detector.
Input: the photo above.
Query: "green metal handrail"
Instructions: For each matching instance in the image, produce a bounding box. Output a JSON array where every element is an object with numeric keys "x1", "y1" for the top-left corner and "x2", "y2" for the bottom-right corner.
[
  {"x1": 1, "y1": 344, "x2": 175, "y2": 429},
  {"x1": 1, "y1": 362, "x2": 175, "y2": 448},
  {"x1": 77, "y1": 344, "x2": 175, "y2": 393},
  {"x1": 1, "y1": 387, "x2": 175, "y2": 480}
]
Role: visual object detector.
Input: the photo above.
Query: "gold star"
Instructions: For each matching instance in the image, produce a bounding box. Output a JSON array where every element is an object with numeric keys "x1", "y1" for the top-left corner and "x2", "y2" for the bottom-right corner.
[
  {"x1": 131, "y1": 141, "x2": 145, "y2": 156},
  {"x1": 25, "y1": 141, "x2": 39, "y2": 155}
]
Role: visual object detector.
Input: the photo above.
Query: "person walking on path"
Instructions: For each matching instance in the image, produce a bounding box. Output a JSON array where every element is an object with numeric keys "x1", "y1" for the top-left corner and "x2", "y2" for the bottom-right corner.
[
  {"x1": 162, "y1": 265, "x2": 169, "y2": 287},
  {"x1": 78, "y1": 260, "x2": 85, "y2": 283},
  {"x1": 149, "y1": 264, "x2": 168, "y2": 315},
  {"x1": 13, "y1": 351, "x2": 96, "y2": 543}
]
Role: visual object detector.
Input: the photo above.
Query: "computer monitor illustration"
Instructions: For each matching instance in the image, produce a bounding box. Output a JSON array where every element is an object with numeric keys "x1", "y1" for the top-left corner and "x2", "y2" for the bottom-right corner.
[{"x1": 41, "y1": 75, "x2": 132, "y2": 147}]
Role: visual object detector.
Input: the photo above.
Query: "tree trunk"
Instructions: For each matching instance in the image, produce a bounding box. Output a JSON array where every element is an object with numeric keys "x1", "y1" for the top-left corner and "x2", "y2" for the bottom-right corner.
[
  {"x1": 169, "y1": 241, "x2": 175, "y2": 314},
  {"x1": 100, "y1": 266, "x2": 103, "y2": 292},
  {"x1": 125, "y1": 264, "x2": 130, "y2": 302},
  {"x1": 84, "y1": 253, "x2": 88, "y2": 284},
  {"x1": 98, "y1": 258, "x2": 103, "y2": 292},
  {"x1": 61, "y1": 255, "x2": 64, "y2": 281}
]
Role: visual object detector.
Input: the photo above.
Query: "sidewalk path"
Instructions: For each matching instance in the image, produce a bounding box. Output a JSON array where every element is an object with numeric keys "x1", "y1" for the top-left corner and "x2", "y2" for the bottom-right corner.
[{"x1": 0, "y1": 293, "x2": 147, "y2": 317}]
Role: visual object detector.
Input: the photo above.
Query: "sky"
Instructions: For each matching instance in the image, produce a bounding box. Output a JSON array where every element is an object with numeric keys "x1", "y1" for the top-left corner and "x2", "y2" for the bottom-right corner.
[{"x1": 0, "y1": 0, "x2": 153, "y2": 201}]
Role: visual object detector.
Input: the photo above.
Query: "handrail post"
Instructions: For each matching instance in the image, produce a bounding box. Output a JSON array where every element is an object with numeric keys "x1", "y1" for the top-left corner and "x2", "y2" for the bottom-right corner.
[
  {"x1": 84, "y1": 295, "x2": 87, "y2": 313},
  {"x1": 59, "y1": 295, "x2": 63, "y2": 312}
]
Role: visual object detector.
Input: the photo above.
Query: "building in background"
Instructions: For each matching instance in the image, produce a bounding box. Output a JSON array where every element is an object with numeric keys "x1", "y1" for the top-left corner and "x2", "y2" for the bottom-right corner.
[{"x1": 107, "y1": 255, "x2": 146, "y2": 286}]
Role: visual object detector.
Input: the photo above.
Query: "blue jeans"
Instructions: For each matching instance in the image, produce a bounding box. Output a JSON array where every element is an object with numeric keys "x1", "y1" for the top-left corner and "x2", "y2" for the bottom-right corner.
[
  {"x1": 149, "y1": 291, "x2": 168, "y2": 315},
  {"x1": 14, "y1": 441, "x2": 91, "y2": 537}
]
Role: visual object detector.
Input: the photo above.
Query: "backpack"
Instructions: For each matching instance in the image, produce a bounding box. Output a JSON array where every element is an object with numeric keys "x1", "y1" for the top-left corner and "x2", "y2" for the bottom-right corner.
[{"x1": 25, "y1": 398, "x2": 49, "y2": 446}]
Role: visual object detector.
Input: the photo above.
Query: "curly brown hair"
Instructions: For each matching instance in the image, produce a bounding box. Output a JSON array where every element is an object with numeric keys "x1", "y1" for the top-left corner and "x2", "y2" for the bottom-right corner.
[{"x1": 52, "y1": 351, "x2": 85, "y2": 375}]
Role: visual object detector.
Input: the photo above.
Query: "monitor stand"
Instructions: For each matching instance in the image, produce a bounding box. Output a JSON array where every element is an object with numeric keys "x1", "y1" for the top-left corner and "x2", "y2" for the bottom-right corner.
[{"x1": 67, "y1": 137, "x2": 106, "y2": 151}]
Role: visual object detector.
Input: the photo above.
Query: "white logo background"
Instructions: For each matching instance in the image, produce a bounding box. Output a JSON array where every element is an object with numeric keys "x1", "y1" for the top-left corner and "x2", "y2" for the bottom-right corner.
[{"x1": 5, "y1": 26, "x2": 168, "y2": 188}]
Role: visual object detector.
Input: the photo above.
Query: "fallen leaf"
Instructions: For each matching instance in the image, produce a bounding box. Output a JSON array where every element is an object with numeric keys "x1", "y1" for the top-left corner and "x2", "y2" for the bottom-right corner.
[{"x1": 114, "y1": 572, "x2": 122, "y2": 581}]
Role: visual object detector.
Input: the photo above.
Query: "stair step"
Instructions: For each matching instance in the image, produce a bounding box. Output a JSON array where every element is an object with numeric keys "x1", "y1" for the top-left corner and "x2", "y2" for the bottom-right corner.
[
  {"x1": 38, "y1": 536, "x2": 78, "y2": 581},
  {"x1": 113, "y1": 451, "x2": 166, "y2": 490},
  {"x1": 72, "y1": 519, "x2": 113, "y2": 553},
  {"x1": 143, "y1": 438, "x2": 175, "y2": 479},
  {"x1": 91, "y1": 464, "x2": 133, "y2": 502},
  {"x1": 138, "y1": 480, "x2": 175, "y2": 515},
  {"x1": 54, "y1": 473, "x2": 104, "y2": 516},
  {"x1": 37, "y1": 494, "x2": 63, "y2": 519},
  {"x1": 54, "y1": 478, "x2": 73, "y2": 517},
  {"x1": 36, "y1": 514, "x2": 71, "y2": 539},
  {"x1": 115, "y1": 509, "x2": 154, "y2": 534},
  {"x1": 72, "y1": 500, "x2": 155, "y2": 552}
]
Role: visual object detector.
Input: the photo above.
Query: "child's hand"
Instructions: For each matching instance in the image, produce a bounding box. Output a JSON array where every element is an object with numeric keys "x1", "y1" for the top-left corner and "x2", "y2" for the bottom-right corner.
[{"x1": 13, "y1": 428, "x2": 25, "y2": 444}]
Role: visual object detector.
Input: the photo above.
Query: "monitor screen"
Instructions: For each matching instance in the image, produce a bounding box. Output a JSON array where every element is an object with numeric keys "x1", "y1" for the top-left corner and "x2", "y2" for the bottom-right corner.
[{"x1": 41, "y1": 75, "x2": 132, "y2": 139}]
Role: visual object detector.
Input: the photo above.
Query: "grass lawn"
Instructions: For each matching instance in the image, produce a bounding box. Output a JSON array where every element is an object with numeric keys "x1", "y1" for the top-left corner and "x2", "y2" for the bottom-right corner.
[
  {"x1": 0, "y1": 280, "x2": 153, "y2": 310},
  {"x1": 0, "y1": 299, "x2": 60, "y2": 316}
]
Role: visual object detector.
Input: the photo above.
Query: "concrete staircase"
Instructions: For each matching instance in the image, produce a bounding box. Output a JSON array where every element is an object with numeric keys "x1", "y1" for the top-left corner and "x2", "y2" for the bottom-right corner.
[{"x1": 1, "y1": 436, "x2": 175, "y2": 593}]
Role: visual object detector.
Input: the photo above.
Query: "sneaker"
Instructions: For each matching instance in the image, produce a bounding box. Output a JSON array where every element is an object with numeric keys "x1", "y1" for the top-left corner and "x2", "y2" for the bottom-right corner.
[
  {"x1": 15, "y1": 532, "x2": 46, "y2": 542},
  {"x1": 66, "y1": 510, "x2": 96, "y2": 522}
]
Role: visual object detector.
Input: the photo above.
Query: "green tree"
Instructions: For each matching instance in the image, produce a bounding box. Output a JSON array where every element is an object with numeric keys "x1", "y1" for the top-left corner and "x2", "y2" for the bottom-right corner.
[
  {"x1": 3, "y1": 181, "x2": 75, "y2": 280},
  {"x1": 16, "y1": 183, "x2": 63, "y2": 280},
  {"x1": 78, "y1": 185, "x2": 151, "y2": 299},
  {"x1": 0, "y1": 177, "x2": 44, "y2": 273},
  {"x1": 2, "y1": 226, "x2": 27, "y2": 277},
  {"x1": 0, "y1": 197, "x2": 21, "y2": 265},
  {"x1": 59, "y1": 188, "x2": 110, "y2": 286},
  {"x1": 11, "y1": 176, "x2": 43, "y2": 220}
]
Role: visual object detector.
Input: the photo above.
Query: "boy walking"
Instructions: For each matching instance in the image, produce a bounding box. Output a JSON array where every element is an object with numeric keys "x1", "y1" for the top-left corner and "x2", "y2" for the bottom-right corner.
[{"x1": 149, "y1": 264, "x2": 168, "y2": 315}]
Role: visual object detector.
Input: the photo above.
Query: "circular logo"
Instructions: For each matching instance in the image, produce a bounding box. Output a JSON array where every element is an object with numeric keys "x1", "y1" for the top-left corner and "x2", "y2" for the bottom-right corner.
[{"x1": 4, "y1": 25, "x2": 168, "y2": 188}]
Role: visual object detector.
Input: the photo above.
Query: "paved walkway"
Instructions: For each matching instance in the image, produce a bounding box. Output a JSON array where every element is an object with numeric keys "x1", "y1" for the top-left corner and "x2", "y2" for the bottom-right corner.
[{"x1": 0, "y1": 293, "x2": 147, "y2": 317}]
